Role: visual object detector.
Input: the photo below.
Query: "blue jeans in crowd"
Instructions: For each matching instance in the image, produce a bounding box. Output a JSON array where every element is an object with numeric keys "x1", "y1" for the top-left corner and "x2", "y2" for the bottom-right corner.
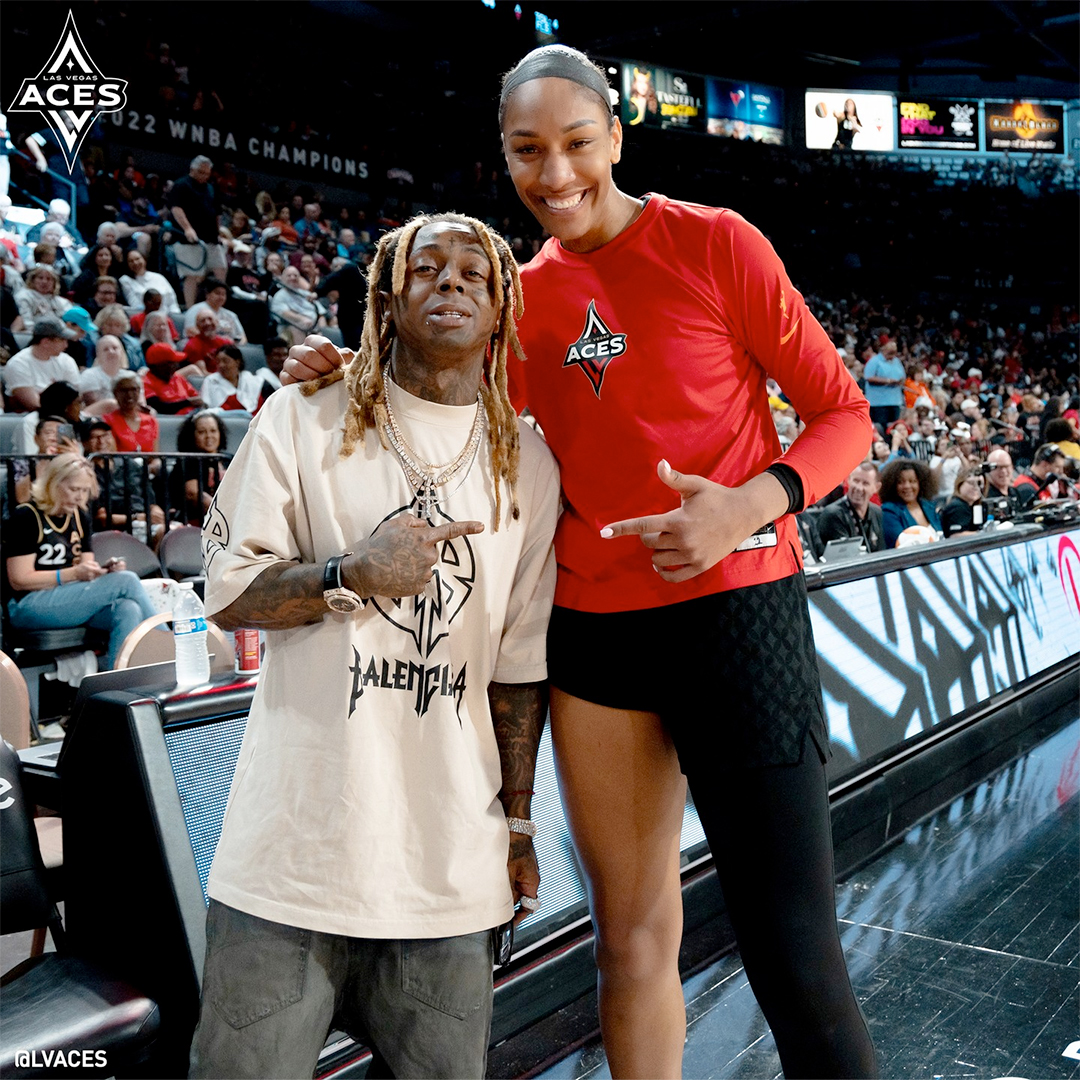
[{"x1": 7, "y1": 570, "x2": 157, "y2": 669}]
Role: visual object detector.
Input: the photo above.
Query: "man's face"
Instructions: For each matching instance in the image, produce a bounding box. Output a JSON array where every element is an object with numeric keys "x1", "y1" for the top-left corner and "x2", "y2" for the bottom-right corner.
[
  {"x1": 191, "y1": 161, "x2": 212, "y2": 184},
  {"x1": 987, "y1": 454, "x2": 1013, "y2": 490},
  {"x1": 265, "y1": 345, "x2": 289, "y2": 375},
  {"x1": 389, "y1": 222, "x2": 499, "y2": 367},
  {"x1": 304, "y1": 204, "x2": 320, "y2": 221},
  {"x1": 300, "y1": 254, "x2": 316, "y2": 276},
  {"x1": 96, "y1": 335, "x2": 125, "y2": 368},
  {"x1": 35, "y1": 421, "x2": 62, "y2": 453},
  {"x1": 95, "y1": 283, "x2": 118, "y2": 306},
  {"x1": 85, "y1": 427, "x2": 117, "y2": 453},
  {"x1": 340, "y1": 229, "x2": 355, "y2": 247},
  {"x1": 196, "y1": 313, "x2": 218, "y2": 336},
  {"x1": 847, "y1": 466, "x2": 878, "y2": 511},
  {"x1": 282, "y1": 267, "x2": 302, "y2": 289},
  {"x1": 918, "y1": 417, "x2": 936, "y2": 437},
  {"x1": 1042, "y1": 453, "x2": 1066, "y2": 476},
  {"x1": 38, "y1": 335, "x2": 69, "y2": 357},
  {"x1": 149, "y1": 359, "x2": 180, "y2": 382},
  {"x1": 98, "y1": 227, "x2": 118, "y2": 246}
]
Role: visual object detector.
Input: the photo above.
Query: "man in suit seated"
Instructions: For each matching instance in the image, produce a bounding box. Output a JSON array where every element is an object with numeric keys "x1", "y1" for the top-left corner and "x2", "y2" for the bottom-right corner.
[{"x1": 817, "y1": 461, "x2": 885, "y2": 554}]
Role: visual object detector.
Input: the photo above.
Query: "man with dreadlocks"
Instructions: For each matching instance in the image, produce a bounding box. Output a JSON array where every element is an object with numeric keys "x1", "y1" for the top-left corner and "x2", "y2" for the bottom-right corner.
[{"x1": 190, "y1": 214, "x2": 560, "y2": 1079}]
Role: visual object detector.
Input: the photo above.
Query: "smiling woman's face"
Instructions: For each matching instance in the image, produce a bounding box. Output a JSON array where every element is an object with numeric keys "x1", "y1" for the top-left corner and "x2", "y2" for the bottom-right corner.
[
  {"x1": 501, "y1": 76, "x2": 626, "y2": 253},
  {"x1": 194, "y1": 416, "x2": 221, "y2": 452},
  {"x1": 897, "y1": 469, "x2": 921, "y2": 504}
]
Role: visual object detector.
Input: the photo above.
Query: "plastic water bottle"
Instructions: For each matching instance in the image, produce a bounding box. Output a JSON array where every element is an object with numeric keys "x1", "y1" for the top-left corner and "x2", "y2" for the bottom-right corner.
[{"x1": 173, "y1": 582, "x2": 210, "y2": 686}]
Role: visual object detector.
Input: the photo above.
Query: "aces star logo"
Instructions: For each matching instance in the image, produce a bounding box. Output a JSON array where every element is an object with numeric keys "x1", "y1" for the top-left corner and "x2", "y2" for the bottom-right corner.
[
  {"x1": 7, "y1": 10, "x2": 128, "y2": 173},
  {"x1": 563, "y1": 300, "x2": 628, "y2": 398}
]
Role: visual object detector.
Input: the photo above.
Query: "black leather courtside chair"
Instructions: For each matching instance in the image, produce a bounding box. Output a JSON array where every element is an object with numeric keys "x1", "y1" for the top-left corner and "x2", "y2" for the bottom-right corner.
[{"x1": 0, "y1": 741, "x2": 160, "y2": 1079}]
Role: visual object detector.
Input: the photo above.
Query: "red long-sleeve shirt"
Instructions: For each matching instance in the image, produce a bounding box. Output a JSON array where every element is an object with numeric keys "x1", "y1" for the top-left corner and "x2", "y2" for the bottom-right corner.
[{"x1": 510, "y1": 193, "x2": 872, "y2": 612}]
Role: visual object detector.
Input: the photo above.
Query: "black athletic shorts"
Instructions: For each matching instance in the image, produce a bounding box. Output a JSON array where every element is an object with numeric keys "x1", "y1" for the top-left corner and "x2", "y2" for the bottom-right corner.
[{"x1": 546, "y1": 573, "x2": 830, "y2": 769}]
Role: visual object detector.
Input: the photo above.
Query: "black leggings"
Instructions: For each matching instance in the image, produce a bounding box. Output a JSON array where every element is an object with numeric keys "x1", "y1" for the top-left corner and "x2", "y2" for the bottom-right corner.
[
  {"x1": 548, "y1": 582, "x2": 877, "y2": 1077},
  {"x1": 684, "y1": 750, "x2": 878, "y2": 1079}
]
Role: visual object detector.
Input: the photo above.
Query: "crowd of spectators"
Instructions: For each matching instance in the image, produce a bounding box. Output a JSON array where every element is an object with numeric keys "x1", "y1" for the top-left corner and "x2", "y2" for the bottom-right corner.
[
  {"x1": 2, "y1": 112, "x2": 1077, "y2": 563},
  {"x1": 774, "y1": 292, "x2": 1078, "y2": 554}
]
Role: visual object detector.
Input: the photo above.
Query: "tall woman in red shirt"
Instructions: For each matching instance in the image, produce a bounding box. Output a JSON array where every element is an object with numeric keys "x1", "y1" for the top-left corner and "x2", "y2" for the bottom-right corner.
[{"x1": 496, "y1": 46, "x2": 877, "y2": 1079}]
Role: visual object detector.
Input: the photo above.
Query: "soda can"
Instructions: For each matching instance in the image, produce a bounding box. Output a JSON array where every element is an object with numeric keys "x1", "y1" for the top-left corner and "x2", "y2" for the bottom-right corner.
[{"x1": 234, "y1": 628, "x2": 262, "y2": 674}]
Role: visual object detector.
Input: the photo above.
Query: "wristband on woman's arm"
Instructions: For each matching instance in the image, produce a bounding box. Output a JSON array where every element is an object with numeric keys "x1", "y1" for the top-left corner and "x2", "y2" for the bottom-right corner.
[
  {"x1": 764, "y1": 463, "x2": 806, "y2": 515},
  {"x1": 56, "y1": 569, "x2": 62, "y2": 585}
]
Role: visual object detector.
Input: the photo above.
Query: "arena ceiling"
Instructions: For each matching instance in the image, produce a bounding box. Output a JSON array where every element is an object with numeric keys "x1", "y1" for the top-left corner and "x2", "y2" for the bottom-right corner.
[{"x1": 337, "y1": 1, "x2": 1080, "y2": 101}]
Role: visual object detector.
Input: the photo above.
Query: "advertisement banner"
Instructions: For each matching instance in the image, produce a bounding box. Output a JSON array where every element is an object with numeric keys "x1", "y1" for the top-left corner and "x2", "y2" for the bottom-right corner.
[
  {"x1": 805, "y1": 90, "x2": 896, "y2": 152},
  {"x1": 707, "y1": 80, "x2": 785, "y2": 144},
  {"x1": 984, "y1": 101, "x2": 1065, "y2": 154},
  {"x1": 620, "y1": 63, "x2": 706, "y2": 134},
  {"x1": 898, "y1": 98, "x2": 979, "y2": 150}
]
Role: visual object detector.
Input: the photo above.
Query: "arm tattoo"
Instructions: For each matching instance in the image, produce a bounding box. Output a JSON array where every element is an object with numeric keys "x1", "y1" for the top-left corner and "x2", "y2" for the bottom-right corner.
[
  {"x1": 488, "y1": 680, "x2": 548, "y2": 821},
  {"x1": 212, "y1": 561, "x2": 329, "y2": 631}
]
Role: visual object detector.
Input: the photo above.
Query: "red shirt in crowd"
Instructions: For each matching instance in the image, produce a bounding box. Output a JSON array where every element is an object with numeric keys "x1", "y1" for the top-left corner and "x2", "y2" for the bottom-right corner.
[
  {"x1": 143, "y1": 369, "x2": 199, "y2": 413},
  {"x1": 183, "y1": 334, "x2": 232, "y2": 373},
  {"x1": 102, "y1": 410, "x2": 160, "y2": 452}
]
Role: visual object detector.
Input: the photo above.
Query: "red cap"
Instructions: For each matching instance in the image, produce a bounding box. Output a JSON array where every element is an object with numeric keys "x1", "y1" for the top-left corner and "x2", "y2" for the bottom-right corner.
[{"x1": 145, "y1": 343, "x2": 187, "y2": 366}]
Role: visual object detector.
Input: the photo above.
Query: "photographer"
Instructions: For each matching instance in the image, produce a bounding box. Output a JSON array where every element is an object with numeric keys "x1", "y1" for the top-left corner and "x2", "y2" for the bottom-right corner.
[
  {"x1": 1013, "y1": 444, "x2": 1069, "y2": 509},
  {"x1": 982, "y1": 448, "x2": 1024, "y2": 522}
]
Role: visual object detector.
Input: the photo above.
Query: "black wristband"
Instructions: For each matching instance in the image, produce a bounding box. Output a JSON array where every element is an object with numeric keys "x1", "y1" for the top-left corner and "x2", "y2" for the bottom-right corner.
[{"x1": 765, "y1": 463, "x2": 805, "y2": 515}]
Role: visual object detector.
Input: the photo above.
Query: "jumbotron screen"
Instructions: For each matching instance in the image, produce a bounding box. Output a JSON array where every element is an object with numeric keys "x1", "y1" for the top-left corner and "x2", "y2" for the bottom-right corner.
[
  {"x1": 984, "y1": 100, "x2": 1065, "y2": 153},
  {"x1": 707, "y1": 79, "x2": 785, "y2": 144},
  {"x1": 619, "y1": 62, "x2": 707, "y2": 134},
  {"x1": 805, "y1": 90, "x2": 896, "y2": 152},
  {"x1": 898, "y1": 98, "x2": 979, "y2": 150}
]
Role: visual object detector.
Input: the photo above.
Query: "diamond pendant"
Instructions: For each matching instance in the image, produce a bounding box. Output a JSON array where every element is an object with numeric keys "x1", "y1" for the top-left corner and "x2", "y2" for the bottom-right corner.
[{"x1": 416, "y1": 481, "x2": 440, "y2": 520}]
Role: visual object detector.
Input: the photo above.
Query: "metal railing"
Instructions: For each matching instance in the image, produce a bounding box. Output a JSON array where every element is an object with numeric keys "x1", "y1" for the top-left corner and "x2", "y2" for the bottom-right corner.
[
  {"x1": 2, "y1": 452, "x2": 227, "y2": 539},
  {"x1": 7, "y1": 145, "x2": 79, "y2": 233}
]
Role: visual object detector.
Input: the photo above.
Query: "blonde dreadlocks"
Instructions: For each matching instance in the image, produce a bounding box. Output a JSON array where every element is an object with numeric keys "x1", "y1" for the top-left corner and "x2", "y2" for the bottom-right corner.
[{"x1": 302, "y1": 212, "x2": 525, "y2": 530}]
